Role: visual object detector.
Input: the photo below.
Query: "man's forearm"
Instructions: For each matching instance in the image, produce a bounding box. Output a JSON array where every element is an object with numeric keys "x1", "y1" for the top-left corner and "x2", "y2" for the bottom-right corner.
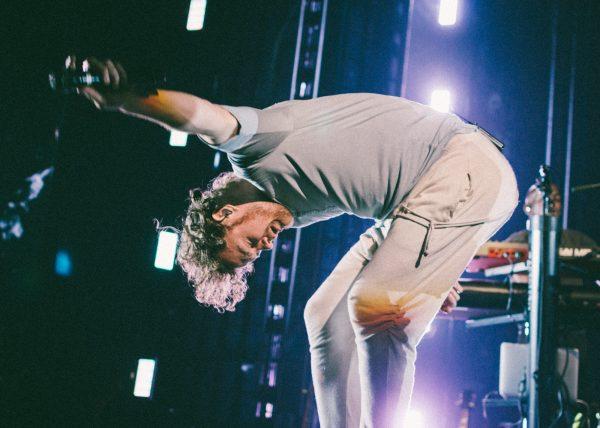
[{"x1": 119, "y1": 89, "x2": 239, "y2": 145}]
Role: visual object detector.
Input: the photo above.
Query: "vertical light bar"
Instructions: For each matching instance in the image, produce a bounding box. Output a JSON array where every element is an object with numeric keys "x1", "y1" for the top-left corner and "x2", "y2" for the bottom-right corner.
[
  {"x1": 430, "y1": 89, "x2": 451, "y2": 112},
  {"x1": 562, "y1": 30, "x2": 577, "y2": 230},
  {"x1": 438, "y1": 0, "x2": 458, "y2": 26},
  {"x1": 169, "y1": 130, "x2": 188, "y2": 147},
  {"x1": 186, "y1": 0, "x2": 207, "y2": 31},
  {"x1": 154, "y1": 231, "x2": 178, "y2": 271},
  {"x1": 133, "y1": 358, "x2": 156, "y2": 398},
  {"x1": 545, "y1": 0, "x2": 559, "y2": 166}
]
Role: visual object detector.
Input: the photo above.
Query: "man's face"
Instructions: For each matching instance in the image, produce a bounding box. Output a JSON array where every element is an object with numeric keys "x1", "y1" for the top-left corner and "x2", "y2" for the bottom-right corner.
[{"x1": 213, "y1": 204, "x2": 286, "y2": 268}]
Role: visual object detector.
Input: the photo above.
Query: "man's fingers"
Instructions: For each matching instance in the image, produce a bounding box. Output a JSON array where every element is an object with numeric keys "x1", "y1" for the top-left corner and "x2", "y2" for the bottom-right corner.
[
  {"x1": 448, "y1": 292, "x2": 458, "y2": 305},
  {"x1": 114, "y1": 62, "x2": 128, "y2": 86},
  {"x1": 65, "y1": 55, "x2": 77, "y2": 70},
  {"x1": 454, "y1": 282, "x2": 464, "y2": 293},
  {"x1": 364, "y1": 321, "x2": 395, "y2": 335},
  {"x1": 83, "y1": 57, "x2": 110, "y2": 86},
  {"x1": 105, "y1": 60, "x2": 120, "y2": 89},
  {"x1": 364, "y1": 320, "x2": 410, "y2": 335},
  {"x1": 80, "y1": 87, "x2": 106, "y2": 109},
  {"x1": 358, "y1": 313, "x2": 410, "y2": 328}
]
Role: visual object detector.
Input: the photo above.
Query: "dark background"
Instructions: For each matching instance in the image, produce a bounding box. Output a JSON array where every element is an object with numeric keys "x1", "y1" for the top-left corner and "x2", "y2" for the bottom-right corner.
[{"x1": 1, "y1": 0, "x2": 599, "y2": 426}]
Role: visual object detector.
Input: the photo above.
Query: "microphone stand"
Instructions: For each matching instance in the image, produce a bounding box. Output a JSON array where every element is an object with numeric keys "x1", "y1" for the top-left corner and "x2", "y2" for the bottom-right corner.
[{"x1": 527, "y1": 165, "x2": 561, "y2": 427}]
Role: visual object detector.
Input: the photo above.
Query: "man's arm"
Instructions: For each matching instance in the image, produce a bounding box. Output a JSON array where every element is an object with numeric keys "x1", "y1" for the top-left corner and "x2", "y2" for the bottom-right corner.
[{"x1": 77, "y1": 57, "x2": 239, "y2": 145}]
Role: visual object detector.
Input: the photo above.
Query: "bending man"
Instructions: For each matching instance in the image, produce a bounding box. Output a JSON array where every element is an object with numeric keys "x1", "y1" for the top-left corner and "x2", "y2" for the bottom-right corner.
[{"x1": 78, "y1": 57, "x2": 518, "y2": 427}]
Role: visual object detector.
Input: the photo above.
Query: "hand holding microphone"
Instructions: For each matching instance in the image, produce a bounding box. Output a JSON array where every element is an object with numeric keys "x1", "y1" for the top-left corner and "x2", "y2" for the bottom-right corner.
[{"x1": 50, "y1": 55, "x2": 163, "y2": 111}]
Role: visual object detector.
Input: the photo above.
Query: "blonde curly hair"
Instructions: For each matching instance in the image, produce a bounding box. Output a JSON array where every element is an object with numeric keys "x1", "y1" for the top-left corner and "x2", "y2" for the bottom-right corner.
[{"x1": 177, "y1": 172, "x2": 254, "y2": 312}]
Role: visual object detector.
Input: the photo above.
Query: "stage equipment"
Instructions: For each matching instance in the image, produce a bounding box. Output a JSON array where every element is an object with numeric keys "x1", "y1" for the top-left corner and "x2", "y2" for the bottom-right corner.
[
  {"x1": 499, "y1": 343, "x2": 579, "y2": 402},
  {"x1": 458, "y1": 166, "x2": 594, "y2": 426},
  {"x1": 454, "y1": 390, "x2": 476, "y2": 428},
  {"x1": 469, "y1": 241, "x2": 600, "y2": 279},
  {"x1": 253, "y1": 0, "x2": 329, "y2": 424},
  {"x1": 527, "y1": 165, "x2": 561, "y2": 427}
]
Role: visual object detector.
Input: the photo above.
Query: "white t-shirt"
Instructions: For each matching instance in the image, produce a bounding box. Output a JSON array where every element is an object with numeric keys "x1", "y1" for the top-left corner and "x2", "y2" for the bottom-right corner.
[{"x1": 207, "y1": 93, "x2": 476, "y2": 227}]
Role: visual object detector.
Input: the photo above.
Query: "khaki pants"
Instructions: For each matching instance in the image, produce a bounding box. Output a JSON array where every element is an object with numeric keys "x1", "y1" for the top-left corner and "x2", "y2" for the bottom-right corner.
[{"x1": 303, "y1": 131, "x2": 519, "y2": 427}]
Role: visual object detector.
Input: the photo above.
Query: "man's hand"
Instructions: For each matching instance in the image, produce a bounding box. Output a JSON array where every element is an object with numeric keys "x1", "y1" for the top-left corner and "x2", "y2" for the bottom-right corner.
[
  {"x1": 440, "y1": 282, "x2": 463, "y2": 314},
  {"x1": 68, "y1": 55, "x2": 138, "y2": 111},
  {"x1": 68, "y1": 55, "x2": 238, "y2": 143}
]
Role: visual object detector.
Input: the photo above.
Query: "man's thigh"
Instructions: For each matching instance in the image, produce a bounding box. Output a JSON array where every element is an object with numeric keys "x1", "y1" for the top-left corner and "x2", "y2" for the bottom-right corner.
[
  {"x1": 347, "y1": 215, "x2": 488, "y2": 346},
  {"x1": 347, "y1": 134, "x2": 518, "y2": 345}
]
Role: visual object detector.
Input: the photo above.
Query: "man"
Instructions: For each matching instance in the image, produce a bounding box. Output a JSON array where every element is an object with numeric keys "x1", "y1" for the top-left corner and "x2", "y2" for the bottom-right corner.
[{"x1": 77, "y1": 57, "x2": 518, "y2": 427}]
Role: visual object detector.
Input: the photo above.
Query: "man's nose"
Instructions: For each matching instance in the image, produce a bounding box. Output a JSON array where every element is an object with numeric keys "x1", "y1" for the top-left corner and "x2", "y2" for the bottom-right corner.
[{"x1": 259, "y1": 237, "x2": 274, "y2": 250}]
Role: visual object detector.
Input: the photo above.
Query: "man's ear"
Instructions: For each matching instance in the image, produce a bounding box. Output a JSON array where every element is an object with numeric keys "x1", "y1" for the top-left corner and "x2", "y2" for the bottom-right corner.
[{"x1": 212, "y1": 204, "x2": 236, "y2": 222}]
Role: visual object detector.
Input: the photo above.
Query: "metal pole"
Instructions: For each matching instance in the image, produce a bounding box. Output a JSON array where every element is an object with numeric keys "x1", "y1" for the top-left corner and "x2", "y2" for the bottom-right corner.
[{"x1": 527, "y1": 167, "x2": 561, "y2": 427}]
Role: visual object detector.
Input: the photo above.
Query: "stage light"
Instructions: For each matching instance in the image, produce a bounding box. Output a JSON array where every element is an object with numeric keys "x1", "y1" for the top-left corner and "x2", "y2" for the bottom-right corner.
[
  {"x1": 265, "y1": 402, "x2": 274, "y2": 418},
  {"x1": 430, "y1": 89, "x2": 451, "y2": 112},
  {"x1": 154, "y1": 231, "x2": 178, "y2": 271},
  {"x1": 438, "y1": 0, "x2": 458, "y2": 26},
  {"x1": 55, "y1": 249, "x2": 73, "y2": 277},
  {"x1": 272, "y1": 304, "x2": 285, "y2": 320},
  {"x1": 405, "y1": 409, "x2": 425, "y2": 427},
  {"x1": 394, "y1": 408, "x2": 426, "y2": 427},
  {"x1": 213, "y1": 151, "x2": 221, "y2": 169},
  {"x1": 186, "y1": 0, "x2": 207, "y2": 31},
  {"x1": 133, "y1": 358, "x2": 157, "y2": 398},
  {"x1": 169, "y1": 130, "x2": 188, "y2": 147}
]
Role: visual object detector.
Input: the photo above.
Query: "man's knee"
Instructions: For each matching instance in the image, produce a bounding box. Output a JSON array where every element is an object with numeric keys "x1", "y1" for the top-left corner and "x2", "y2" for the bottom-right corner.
[
  {"x1": 348, "y1": 283, "x2": 393, "y2": 325},
  {"x1": 347, "y1": 282, "x2": 412, "y2": 339}
]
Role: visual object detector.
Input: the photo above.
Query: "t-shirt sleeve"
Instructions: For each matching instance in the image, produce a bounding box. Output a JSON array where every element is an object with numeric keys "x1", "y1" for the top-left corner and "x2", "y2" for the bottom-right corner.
[
  {"x1": 210, "y1": 103, "x2": 295, "y2": 159},
  {"x1": 215, "y1": 106, "x2": 260, "y2": 152}
]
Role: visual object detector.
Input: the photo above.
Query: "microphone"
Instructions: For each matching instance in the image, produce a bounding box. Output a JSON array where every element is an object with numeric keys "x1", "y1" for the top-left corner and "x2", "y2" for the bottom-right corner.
[
  {"x1": 48, "y1": 69, "x2": 166, "y2": 96},
  {"x1": 48, "y1": 71, "x2": 101, "y2": 94}
]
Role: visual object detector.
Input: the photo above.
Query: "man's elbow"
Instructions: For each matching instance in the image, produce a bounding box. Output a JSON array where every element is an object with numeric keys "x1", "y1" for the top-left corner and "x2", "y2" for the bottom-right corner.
[{"x1": 182, "y1": 103, "x2": 239, "y2": 146}]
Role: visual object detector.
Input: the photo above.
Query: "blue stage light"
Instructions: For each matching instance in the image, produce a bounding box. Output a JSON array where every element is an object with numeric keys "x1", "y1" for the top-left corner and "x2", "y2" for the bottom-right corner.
[
  {"x1": 55, "y1": 249, "x2": 73, "y2": 277},
  {"x1": 154, "y1": 231, "x2": 178, "y2": 271}
]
